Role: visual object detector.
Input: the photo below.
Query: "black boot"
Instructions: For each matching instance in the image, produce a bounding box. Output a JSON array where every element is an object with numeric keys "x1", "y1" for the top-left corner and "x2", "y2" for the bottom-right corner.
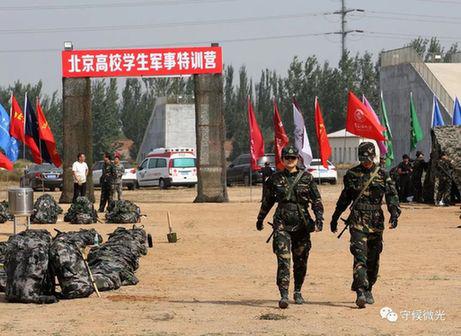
[
  {"x1": 279, "y1": 289, "x2": 289, "y2": 309},
  {"x1": 355, "y1": 288, "x2": 366, "y2": 309},
  {"x1": 365, "y1": 289, "x2": 374, "y2": 304},
  {"x1": 293, "y1": 291, "x2": 305, "y2": 304}
]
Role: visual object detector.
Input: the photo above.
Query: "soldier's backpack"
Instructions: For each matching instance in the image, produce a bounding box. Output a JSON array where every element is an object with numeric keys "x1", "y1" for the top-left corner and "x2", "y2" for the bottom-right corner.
[
  {"x1": 0, "y1": 241, "x2": 8, "y2": 291},
  {"x1": 31, "y1": 194, "x2": 63, "y2": 224},
  {"x1": 49, "y1": 228, "x2": 102, "y2": 299},
  {"x1": 4, "y1": 230, "x2": 57, "y2": 304},
  {"x1": 64, "y1": 196, "x2": 98, "y2": 224},
  {"x1": 105, "y1": 200, "x2": 141, "y2": 223},
  {"x1": 0, "y1": 200, "x2": 14, "y2": 223}
]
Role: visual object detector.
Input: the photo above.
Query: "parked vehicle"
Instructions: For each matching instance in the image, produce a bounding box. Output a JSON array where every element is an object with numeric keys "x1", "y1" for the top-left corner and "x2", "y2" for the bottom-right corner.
[
  {"x1": 21, "y1": 163, "x2": 63, "y2": 191},
  {"x1": 136, "y1": 148, "x2": 197, "y2": 189},
  {"x1": 307, "y1": 159, "x2": 337, "y2": 184},
  {"x1": 226, "y1": 154, "x2": 275, "y2": 186},
  {"x1": 92, "y1": 160, "x2": 138, "y2": 190}
]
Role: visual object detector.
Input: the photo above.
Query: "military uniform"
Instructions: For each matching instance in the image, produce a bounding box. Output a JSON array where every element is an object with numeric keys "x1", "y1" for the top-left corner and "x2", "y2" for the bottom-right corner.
[
  {"x1": 412, "y1": 153, "x2": 427, "y2": 203},
  {"x1": 331, "y1": 142, "x2": 400, "y2": 308},
  {"x1": 436, "y1": 156, "x2": 455, "y2": 206},
  {"x1": 113, "y1": 162, "x2": 125, "y2": 200},
  {"x1": 397, "y1": 158, "x2": 412, "y2": 202},
  {"x1": 257, "y1": 146, "x2": 324, "y2": 308},
  {"x1": 99, "y1": 160, "x2": 116, "y2": 212}
]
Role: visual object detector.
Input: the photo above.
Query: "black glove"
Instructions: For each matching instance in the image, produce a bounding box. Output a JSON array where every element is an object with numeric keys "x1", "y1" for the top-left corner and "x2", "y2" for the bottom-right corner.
[
  {"x1": 315, "y1": 219, "x2": 323, "y2": 232},
  {"x1": 330, "y1": 211, "x2": 341, "y2": 233},
  {"x1": 389, "y1": 216, "x2": 398, "y2": 229},
  {"x1": 256, "y1": 219, "x2": 264, "y2": 231}
]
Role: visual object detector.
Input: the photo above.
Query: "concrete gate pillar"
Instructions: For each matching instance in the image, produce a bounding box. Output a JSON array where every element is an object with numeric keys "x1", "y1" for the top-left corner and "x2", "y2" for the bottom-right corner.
[
  {"x1": 193, "y1": 69, "x2": 228, "y2": 203},
  {"x1": 59, "y1": 77, "x2": 94, "y2": 203}
]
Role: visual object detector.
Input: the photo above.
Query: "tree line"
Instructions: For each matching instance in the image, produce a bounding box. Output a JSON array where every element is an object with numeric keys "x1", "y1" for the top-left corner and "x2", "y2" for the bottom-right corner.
[{"x1": 0, "y1": 37, "x2": 458, "y2": 164}]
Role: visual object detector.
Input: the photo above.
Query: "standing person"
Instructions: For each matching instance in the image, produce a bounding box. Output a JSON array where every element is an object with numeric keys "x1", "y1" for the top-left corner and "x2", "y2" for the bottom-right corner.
[
  {"x1": 412, "y1": 151, "x2": 427, "y2": 203},
  {"x1": 330, "y1": 142, "x2": 400, "y2": 308},
  {"x1": 72, "y1": 153, "x2": 88, "y2": 203},
  {"x1": 397, "y1": 154, "x2": 413, "y2": 202},
  {"x1": 256, "y1": 145, "x2": 324, "y2": 309},
  {"x1": 98, "y1": 152, "x2": 116, "y2": 212},
  {"x1": 113, "y1": 155, "x2": 125, "y2": 200},
  {"x1": 436, "y1": 152, "x2": 455, "y2": 206},
  {"x1": 260, "y1": 161, "x2": 274, "y2": 200}
]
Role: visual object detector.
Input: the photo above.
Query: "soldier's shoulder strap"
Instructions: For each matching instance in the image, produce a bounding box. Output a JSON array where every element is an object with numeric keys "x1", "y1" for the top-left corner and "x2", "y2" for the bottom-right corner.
[
  {"x1": 286, "y1": 169, "x2": 305, "y2": 200},
  {"x1": 349, "y1": 165, "x2": 381, "y2": 210}
]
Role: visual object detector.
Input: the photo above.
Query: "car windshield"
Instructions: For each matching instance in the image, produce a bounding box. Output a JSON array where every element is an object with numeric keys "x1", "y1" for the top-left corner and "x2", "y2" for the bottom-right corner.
[
  {"x1": 173, "y1": 158, "x2": 196, "y2": 168},
  {"x1": 257, "y1": 155, "x2": 275, "y2": 165},
  {"x1": 34, "y1": 164, "x2": 62, "y2": 172}
]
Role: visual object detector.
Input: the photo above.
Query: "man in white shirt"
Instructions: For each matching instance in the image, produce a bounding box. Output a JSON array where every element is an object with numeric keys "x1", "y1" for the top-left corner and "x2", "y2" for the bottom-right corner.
[{"x1": 72, "y1": 153, "x2": 89, "y2": 203}]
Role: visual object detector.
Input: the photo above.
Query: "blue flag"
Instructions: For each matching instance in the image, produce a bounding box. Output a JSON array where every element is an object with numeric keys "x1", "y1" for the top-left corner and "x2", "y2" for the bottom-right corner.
[
  {"x1": 432, "y1": 96, "x2": 445, "y2": 127},
  {"x1": 0, "y1": 103, "x2": 19, "y2": 162},
  {"x1": 453, "y1": 97, "x2": 461, "y2": 126}
]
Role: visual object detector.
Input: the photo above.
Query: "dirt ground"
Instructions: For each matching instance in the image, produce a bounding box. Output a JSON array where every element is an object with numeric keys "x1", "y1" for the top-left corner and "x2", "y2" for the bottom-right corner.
[{"x1": 0, "y1": 183, "x2": 459, "y2": 336}]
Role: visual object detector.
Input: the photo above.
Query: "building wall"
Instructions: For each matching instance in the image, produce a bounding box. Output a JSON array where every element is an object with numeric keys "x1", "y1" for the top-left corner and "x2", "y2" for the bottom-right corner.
[
  {"x1": 329, "y1": 136, "x2": 380, "y2": 164},
  {"x1": 380, "y1": 63, "x2": 451, "y2": 165}
]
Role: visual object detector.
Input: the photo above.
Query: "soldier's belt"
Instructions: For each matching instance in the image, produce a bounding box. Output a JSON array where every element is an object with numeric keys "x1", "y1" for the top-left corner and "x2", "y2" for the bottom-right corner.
[
  {"x1": 277, "y1": 202, "x2": 299, "y2": 211},
  {"x1": 354, "y1": 203, "x2": 382, "y2": 211}
]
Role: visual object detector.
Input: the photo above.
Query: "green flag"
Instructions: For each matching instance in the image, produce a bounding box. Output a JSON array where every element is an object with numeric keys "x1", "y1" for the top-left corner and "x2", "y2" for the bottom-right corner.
[
  {"x1": 380, "y1": 91, "x2": 394, "y2": 167},
  {"x1": 410, "y1": 92, "x2": 424, "y2": 150}
]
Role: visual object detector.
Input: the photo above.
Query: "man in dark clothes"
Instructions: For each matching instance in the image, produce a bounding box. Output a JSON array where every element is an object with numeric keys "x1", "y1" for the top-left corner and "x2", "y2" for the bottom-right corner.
[
  {"x1": 397, "y1": 154, "x2": 413, "y2": 203},
  {"x1": 412, "y1": 151, "x2": 427, "y2": 203}
]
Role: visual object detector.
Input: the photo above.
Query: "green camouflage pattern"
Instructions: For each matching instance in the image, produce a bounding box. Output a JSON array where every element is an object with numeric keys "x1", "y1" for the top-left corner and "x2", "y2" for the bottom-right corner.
[
  {"x1": 358, "y1": 142, "x2": 376, "y2": 163},
  {"x1": 0, "y1": 200, "x2": 14, "y2": 223},
  {"x1": 113, "y1": 162, "x2": 125, "y2": 184},
  {"x1": 64, "y1": 196, "x2": 98, "y2": 224},
  {"x1": 273, "y1": 228, "x2": 311, "y2": 293},
  {"x1": 258, "y1": 170, "x2": 324, "y2": 231},
  {"x1": 436, "y1": 158, "x2": 455, "y2": 204},
  {"x1": 350, "y1": 229, "x2": 383, "y2": 291},
  {"x1": 31, "y1": 194, "x2": 63, "y2": 224},
  {"x1": 333, "y1": 164, "x2": 400, "y2": 233},
  {"x1": 105, "y1": 200, "x2": 141, "y2": 224}
]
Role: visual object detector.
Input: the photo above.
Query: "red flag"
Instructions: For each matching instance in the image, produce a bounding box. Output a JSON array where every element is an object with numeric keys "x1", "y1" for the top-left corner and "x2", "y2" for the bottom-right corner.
[
  {"x1": 9, "y1": 95, "x2": 25, "y2": 143},
  {"x1": 273, "y1": 99, "x2": 289, "y2": 171},
  {"x1": 346, "y1": 91, "x2": 386, "y2": 141},
  {"x1": 0, "y1": 151, "x2": 13, "y2": 171},
  {"x1": 36, "y1": 99, "x2": 62, "y2": 167},
  {"x1": 314, "y1": 97, "x2": 332, "y2": 168},
  {"x1": 247, "y1": 97, "x2": 265, "y2": 171}
]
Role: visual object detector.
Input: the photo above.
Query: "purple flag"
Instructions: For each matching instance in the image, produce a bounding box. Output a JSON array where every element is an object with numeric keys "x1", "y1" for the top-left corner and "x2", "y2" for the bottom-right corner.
[{"x1": 363, "y1": 95, "x2": 387, "y2": 156}]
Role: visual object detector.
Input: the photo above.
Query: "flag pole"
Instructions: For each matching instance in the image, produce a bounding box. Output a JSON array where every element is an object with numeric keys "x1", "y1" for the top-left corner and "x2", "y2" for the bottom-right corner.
[
  {"x1": 37, "y1": 97, "x2": 45, "y2": 194},
  {"x1": 23, "y1": 93, "x2": 27, "y2": 162}
]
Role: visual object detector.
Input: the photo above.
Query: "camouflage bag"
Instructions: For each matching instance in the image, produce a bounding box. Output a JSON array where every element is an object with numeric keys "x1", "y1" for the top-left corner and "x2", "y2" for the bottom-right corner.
[
  {"x1": 0, "y1": 241, "x2": 7, "y2": 291},
  {"x1": 49, "y1": 228, "x2": 102, "y2": 299},
  {"x1": 4, "y1": 229, "x2": 57, "y2": 304},
  {"x1": 64, "y1": 196, "x2": 98, "y2": 224},
  {"x1": 105, "y1": 200, "x2": 141, "y2": 224},
  {"x1": 31, "y1": 194, "x2": 63, "y2": 224},
  {"x1": 0, "y1": 200, "x2": 14, "y2": 223},
  {"x1": 88, "y1": 225, "x2": 147, "y2": 291}
]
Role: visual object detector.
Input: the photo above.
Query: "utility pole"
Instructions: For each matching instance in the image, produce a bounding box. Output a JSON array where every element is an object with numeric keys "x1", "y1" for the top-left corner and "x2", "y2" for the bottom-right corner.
[{"x1": 334, "y1": 0, "x2": 364, "y2": 60}]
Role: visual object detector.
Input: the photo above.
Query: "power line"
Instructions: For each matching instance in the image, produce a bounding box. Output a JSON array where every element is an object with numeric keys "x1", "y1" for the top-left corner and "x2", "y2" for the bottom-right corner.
[
  {"x1": 369, "y1": 10, "x2": 461, "y2": 21},
  {"x1": 0, "y1": 32, "x2": 337, "y2": 54},
  {"x1": 0, "y1": 11, "x2": 332, "y2": 35},
  {"x1": 0, "y1": 0, "x2": 236, "y2": 11},
  {"x1": 363, "y1": 13, "x2": 461, "y2": 24}
]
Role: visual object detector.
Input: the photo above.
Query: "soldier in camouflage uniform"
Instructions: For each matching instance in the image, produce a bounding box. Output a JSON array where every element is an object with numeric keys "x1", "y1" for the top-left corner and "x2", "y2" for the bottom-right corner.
[
  {"x1": 436, "y1": 152, "x2": 455, "y2": 206},
  {"x1": 113, "y1": 155, "x2": 125, "y2": 200},
  {"x1": 330, "y1": 142, "x2": 400, "y2": 308},
  {"x1": 99, "y1": 152, "x2": 117, "y2": 212},
  {"x1": 256, "y1": 145, "x2": 324, "y2": 309}
]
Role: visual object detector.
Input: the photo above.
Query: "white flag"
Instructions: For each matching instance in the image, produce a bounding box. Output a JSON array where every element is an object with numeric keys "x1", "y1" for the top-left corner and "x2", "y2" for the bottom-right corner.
[{"x1": 293, "y1": 102, "x2": 313, "y2": 168}]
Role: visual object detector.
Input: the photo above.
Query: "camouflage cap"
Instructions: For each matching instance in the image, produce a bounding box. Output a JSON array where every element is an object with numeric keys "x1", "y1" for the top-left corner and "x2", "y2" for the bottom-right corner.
[
  {"x1": 281, "y1": 145, "x2": 299, "y2": 158},
  {"x1": 358, "y1": 142, "x2": 376, "y2": 162}
]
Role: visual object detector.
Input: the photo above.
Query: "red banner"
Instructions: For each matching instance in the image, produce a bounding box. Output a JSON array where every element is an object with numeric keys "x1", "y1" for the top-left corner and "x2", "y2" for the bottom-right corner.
[{"x1": 62, "y1": 46, "x2": 223, "y2": 78}]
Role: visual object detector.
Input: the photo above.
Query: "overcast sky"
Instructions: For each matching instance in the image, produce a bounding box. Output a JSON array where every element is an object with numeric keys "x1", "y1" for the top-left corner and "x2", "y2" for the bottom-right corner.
[{"x1": 1, "y1": 0, "x2": 460, "y2": 95}]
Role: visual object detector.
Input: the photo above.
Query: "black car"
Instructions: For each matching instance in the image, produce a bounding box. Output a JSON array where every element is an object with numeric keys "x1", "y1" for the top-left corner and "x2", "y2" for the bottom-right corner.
[
  {"x1": 21, "y1": 163, "x2": 63, "y2": 191},
  {"x1": 226, "y1": 154, "x2": 275, "y2": 186}
]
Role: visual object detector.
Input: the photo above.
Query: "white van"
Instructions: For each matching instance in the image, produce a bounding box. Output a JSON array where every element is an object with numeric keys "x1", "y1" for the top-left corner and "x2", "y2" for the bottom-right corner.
[{"x1": 136, "y1": 148, "x2": 197, "y2": 189}]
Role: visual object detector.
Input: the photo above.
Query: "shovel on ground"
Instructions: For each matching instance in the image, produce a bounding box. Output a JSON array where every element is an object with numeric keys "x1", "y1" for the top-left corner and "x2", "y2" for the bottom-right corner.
[{"x1": 166, "y1": 211, "x2": 177, "y2": 243}]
